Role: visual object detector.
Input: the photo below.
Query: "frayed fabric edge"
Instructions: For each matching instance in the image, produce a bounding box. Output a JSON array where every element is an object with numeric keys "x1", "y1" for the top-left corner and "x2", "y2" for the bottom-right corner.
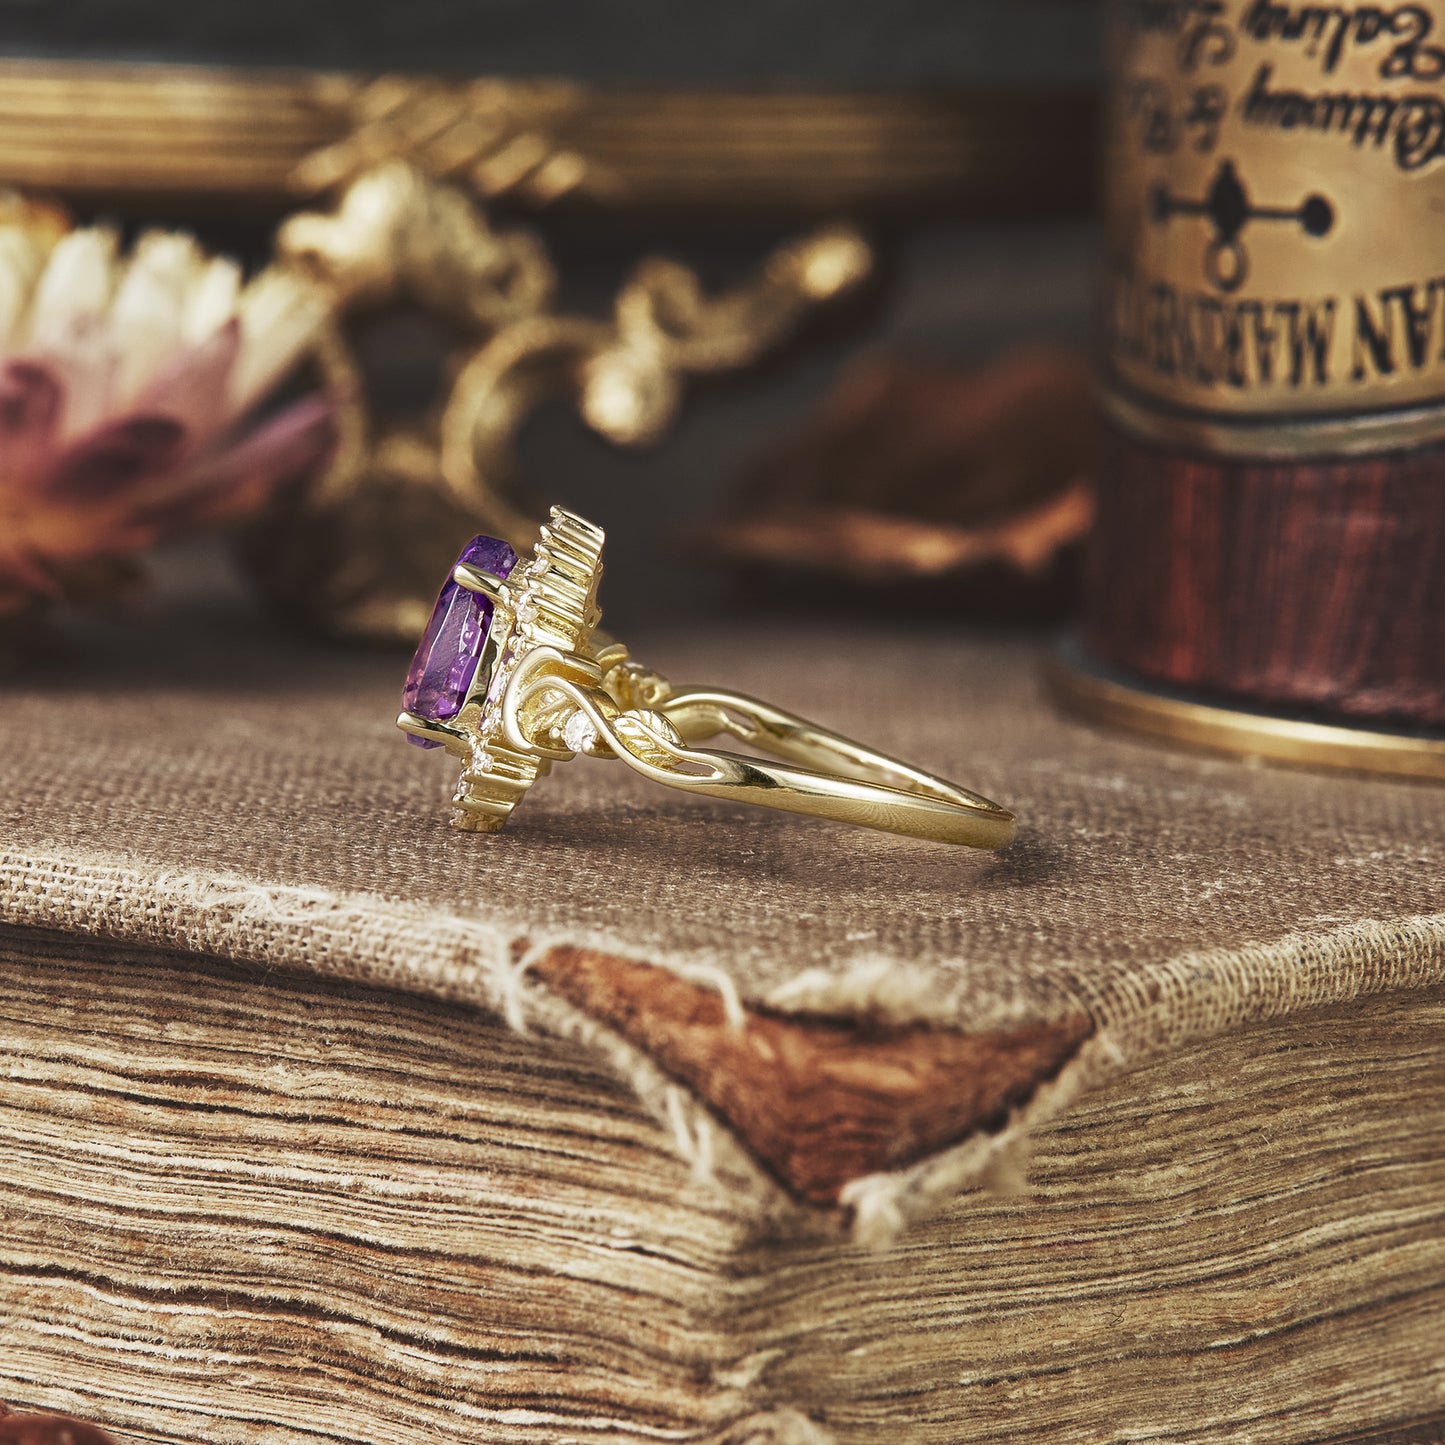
[
  {"x1": 2, "y1": 851, "x2": 1443, "y2": 1245},
  {"x1": 704, "y1": 1409, "x2": 836, "y2": 1445},
  {"x1": 0, "y1": 850, "x2": 798, "y2": 1229},
  {"x1": 841, "y1": 914, "x2": 1445, "y2": 1246}
]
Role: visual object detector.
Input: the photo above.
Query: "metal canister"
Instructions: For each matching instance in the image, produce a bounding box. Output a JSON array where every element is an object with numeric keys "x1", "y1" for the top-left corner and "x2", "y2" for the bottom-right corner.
[{"x1": 1065, "y1": 0, "x2": 1445, "y2": 775}]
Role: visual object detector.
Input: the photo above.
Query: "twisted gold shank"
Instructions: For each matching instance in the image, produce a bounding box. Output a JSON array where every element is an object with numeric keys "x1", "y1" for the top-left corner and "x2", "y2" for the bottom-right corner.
[
  {"x1": 653, "y1": 685, "x2": 1016, "y2": 849},
  {"x1": 507, "y1": 653, "x2": 1015, "y2": 849}
]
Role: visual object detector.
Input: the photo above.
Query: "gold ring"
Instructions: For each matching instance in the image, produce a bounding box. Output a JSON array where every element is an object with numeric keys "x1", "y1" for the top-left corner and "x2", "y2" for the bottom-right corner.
[{"x1": 397, "y1": 506, "x2": 1016, "y2": 849}]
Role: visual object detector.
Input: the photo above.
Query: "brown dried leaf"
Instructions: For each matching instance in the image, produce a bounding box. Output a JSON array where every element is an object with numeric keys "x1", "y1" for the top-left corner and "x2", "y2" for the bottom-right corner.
[
  {"x1": 707, "y1": 482, "x2": 1094, "y2": 582},
  {"x1": 702, "y1": 345, "x2": 1098, "y2": 607}
]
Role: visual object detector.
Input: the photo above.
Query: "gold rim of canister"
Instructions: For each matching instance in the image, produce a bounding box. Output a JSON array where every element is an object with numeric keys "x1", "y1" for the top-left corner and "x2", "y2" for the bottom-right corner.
[
  {"x1": 1099, "y1": 379, "x2": 1445, "y2": 462},
  {"x1": 1049, "y1": 638, "x2": 1445, "y2": 784}
]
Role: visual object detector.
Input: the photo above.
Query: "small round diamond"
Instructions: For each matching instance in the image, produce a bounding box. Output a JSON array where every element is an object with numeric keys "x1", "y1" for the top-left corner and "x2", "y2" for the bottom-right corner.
[{"x1": 562, "y1": 711, "x2": 600, "y2": 755}]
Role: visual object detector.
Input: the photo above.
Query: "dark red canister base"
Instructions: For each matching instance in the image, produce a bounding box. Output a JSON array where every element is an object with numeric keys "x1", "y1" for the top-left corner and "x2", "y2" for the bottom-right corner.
[{"x1": 1084, "y1": 429, "x2": 1445, "y2": 731}]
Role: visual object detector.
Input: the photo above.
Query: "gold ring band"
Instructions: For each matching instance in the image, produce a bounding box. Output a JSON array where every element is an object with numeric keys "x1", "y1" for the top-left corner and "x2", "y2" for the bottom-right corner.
[{"x1": 398, "y1": 507, "x2": 1015, "y2": 849}]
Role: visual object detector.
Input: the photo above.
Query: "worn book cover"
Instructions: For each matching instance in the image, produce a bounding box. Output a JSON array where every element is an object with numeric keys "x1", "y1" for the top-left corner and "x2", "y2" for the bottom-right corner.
[{"x1": 0, "y1": 609, "x2": 1442, "y2": 1443}]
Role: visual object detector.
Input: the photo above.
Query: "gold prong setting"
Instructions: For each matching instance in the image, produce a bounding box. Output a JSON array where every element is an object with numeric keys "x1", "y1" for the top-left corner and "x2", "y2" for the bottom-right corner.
[
  {"x1": 451, "y1": 561, "x2": 511, "y2": 607},
  {"x1": 434, "y1": 506, "x2": 607, "y2": 826},
  {"x1": 395, "y1": 709, "x2": 466, "y2": 749}
]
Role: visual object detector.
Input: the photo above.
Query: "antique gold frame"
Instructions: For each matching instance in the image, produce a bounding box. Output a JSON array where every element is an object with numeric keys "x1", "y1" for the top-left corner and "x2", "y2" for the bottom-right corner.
[{"x1": 0, "y1": 60, "x2": 1094, "y2": 217}]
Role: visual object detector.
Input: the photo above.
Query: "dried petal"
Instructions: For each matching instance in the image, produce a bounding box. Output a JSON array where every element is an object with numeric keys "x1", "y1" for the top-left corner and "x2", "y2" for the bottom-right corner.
[
  {"x1": 44, "y1": 415, "x2": 187, "y2": 503},
  {"x1": 124, "y1": 394, "x2": 335, "y2": 538},
  {"x1": 108, "y1": 232, "x2": 203, "y2": 407},
  {"x1": 0, "y1": 359, "x2": 62, "y2": 493},
  {"x1": 0, "y1": 540, "x2": 60, "y2": 611},
  {"x1": 25, "y1": 228, "x2": 117, "y2": 351},
  {"x1": 0, "y1": 214, "x2": 333, "y2": 619},
  {"x1": 228, "y1": 267, "x2": 333, "y2": 419},
  {"x1": 707, "y1": 485, "x2": 1095, "y2": 579},
  {"x1": 133, "y1": 317, "x2": 240, "y2": 442},
  {"x1": 0, "y1": 195, "x2": 66, "y2": 345},
  {"x1": 182, "y1": 254, "x2": 243, "y2": 344},
  {"x1": 0, "y1": 229, "x2": 49, "y2": 349},
  {"x1": 702, "y1": 347, "x2": 1099, "y2": 616}
]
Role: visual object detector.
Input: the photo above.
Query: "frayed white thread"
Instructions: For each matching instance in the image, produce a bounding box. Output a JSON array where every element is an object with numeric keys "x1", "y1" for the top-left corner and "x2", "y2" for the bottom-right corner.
[
  {"x1": 765, "y1": 954, "x2": 943, "y2": 1026},
  {"x1": 691, "y1": 1105, "x2": 717, "y2": 1183},
  {"x1": 711, "y1": 1346, "x2": 786, "y2": 1392},
  {"x1": 499, "y1": 927, "x2": 750, "y2": 1028},
  {"x1": 715, "y1": 1408, "x2": 836, "y2": 1445},
  {"x1": 154, "y1": 873, "x2": 336, "y2": 920},
  {"x1": 664, "y1": 1085, "x2": 695, "y2": 1160},
  {"x1": 838, "y1": 1172, "x2": 908, "y2": 1251},
  {"x1": 500, "y1": 940, "x2": 555, "y2": 1037},
  {"x1": 669, "y1": 960, "x2": 747, "y2": 1029},
  {"x1": 838, "y1": 1038, "x2": 1102, "y2": 1244},
  {"x1": 978, "y1": 1135, "x2": 1032, "y2": 1197},
  {"x1": 1096, "y1": 1034, "x2": 1128, "y2": 1068},
  {"x1": 663, "y1": 1084, "x2": 720, "y2": 1185}
]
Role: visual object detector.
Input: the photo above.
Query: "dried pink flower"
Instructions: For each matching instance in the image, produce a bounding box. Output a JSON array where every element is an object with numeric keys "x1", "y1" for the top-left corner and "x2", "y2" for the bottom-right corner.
[{"x1": 0, "y1": 196, "x2": 336, "y2": 617}]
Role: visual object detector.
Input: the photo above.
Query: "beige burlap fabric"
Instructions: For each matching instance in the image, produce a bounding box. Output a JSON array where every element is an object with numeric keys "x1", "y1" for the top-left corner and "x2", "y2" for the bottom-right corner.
[{"x1": 1, "y1": 603, "x2": 1442, "y2": 1228}]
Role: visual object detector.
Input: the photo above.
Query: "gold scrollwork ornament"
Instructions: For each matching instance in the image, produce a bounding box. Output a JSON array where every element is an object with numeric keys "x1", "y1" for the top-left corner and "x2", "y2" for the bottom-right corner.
[{"x1": 238, "y1": 159, "x2": 872, "y2": 642}]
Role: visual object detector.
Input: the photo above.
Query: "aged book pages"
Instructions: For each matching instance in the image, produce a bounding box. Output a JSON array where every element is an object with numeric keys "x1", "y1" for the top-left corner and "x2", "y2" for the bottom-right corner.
[
  {"x1": 0, "y1": 612, "x2": 1442, "y2": 1440},
  {"x1": 0, "y1": 930, "x2": 1442, "y2": 1444}
]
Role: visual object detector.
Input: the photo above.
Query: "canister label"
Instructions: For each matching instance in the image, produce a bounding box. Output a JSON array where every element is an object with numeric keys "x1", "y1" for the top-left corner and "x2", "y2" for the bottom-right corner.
[{"x1": 1104, "y1": 0, "x2": 1445, "y2": 451}]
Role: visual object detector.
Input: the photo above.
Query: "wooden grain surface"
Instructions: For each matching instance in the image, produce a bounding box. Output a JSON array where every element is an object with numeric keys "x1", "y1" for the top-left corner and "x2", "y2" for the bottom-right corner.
[{"x1": 1086, "y1": 430, "x2": 1445, "y2": 729}]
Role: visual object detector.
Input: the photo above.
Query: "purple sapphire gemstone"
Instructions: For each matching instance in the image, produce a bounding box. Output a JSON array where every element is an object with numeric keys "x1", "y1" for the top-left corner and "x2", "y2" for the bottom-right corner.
[{"x1": 402, "y1": 534, "x2": 519, "y2": 748}]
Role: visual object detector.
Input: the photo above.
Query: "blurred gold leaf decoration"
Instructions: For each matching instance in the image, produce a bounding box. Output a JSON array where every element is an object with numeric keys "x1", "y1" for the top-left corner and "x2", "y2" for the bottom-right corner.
[
  {"x1": 240, "y1": 159, "x2": 873, "y2": 643},
  {"x1": 0, "y1": 190, "x2": 335, "y2": 650}
]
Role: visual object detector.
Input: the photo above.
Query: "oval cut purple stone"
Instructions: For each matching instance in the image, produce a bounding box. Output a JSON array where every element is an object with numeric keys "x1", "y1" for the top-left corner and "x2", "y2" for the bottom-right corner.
[{"x1": 402, "y1": 534, "x2": 518, "y2": 748}]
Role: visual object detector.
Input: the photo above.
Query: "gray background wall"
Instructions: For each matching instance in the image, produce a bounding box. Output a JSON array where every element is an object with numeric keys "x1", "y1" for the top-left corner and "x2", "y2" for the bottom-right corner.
[{"x1": 0, "y1": 1, "x2": 1098, "y2": 84}]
